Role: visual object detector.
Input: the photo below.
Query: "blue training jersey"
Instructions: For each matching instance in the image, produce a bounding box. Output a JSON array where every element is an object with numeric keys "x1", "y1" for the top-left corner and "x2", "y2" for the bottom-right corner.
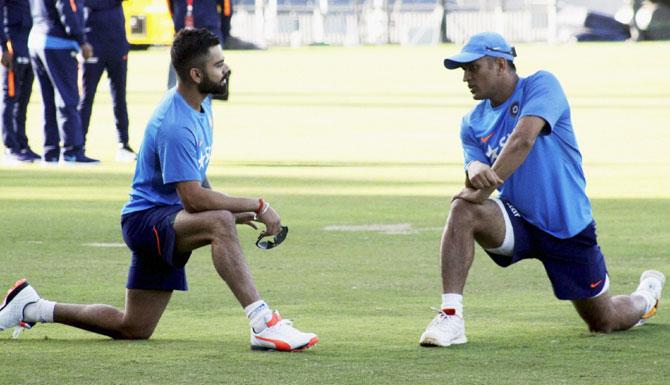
[
  {"x1": 460, "y1": 70, "x2": 592, "y2": 239},
  {"x1": 122, "y1": 88, "x2": 213, "y2": 215}
]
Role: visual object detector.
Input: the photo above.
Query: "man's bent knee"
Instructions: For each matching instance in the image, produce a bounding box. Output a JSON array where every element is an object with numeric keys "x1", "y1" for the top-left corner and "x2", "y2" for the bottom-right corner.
[
  {"x1": 211, "y1": 210, "x2": 236, "y2": 232},
  {"x1": 448, "y1": 198, "x2": 499, "y2": 228},
  {"x1": 448, "y1": 199, "x2": 478, "y2": 222},
  {"x1": 573, "y1": 297, "x2": 618, "y2": 333}
]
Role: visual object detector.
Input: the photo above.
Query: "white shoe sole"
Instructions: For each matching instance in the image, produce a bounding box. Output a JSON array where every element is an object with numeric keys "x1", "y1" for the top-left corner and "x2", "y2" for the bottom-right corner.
[
  {"x1": 419, "y1": 333, "x2": 467, "y2": 347},
  {"x1": 250, "y1": 335, "x2": 318, "y2": 352}
]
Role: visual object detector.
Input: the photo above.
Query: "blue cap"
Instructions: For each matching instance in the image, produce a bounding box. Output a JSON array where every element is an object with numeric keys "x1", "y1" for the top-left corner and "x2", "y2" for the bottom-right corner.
[{"x1": 443, "y1": 32, "x2": 516, "y2": 70}]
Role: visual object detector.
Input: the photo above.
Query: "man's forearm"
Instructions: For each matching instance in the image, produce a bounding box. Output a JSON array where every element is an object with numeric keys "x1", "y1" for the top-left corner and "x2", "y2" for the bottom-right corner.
[
  {"x1": 490, "y1": 133, "x2": 535, "y2": 180},
  {"x1": 491, "y1": 117, "x2": 544, "y2": 181},
  {"x1": 178, "y1": 182, "x2": 260, "y2": 214}
]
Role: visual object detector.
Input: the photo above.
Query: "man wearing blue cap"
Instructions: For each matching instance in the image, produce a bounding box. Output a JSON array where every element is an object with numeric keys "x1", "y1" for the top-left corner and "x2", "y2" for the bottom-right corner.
[{"x1": 419, "y1": 32, "x2": 665, "y2": 347}]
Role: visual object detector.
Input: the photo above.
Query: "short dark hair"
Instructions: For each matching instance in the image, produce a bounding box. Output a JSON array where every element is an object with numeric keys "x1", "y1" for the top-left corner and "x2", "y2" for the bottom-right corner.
[
  {"x1": 485, "y1": 56, "x2": 517, "y2": 73},
  {"x1": 171, "y1": 28, "x2": 221, "y2": 83}
]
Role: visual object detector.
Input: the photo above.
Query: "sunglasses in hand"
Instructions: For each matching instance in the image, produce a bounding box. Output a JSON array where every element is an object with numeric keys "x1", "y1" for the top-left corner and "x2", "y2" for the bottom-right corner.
[{"x1": 255, "y1": 226, "x2": 289, "y2": 250}]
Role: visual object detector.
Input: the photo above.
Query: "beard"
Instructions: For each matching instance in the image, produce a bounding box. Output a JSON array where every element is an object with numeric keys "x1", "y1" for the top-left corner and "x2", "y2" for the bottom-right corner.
[{"x1": 198, "y1": 72, "x2": 229, "y2": 95}]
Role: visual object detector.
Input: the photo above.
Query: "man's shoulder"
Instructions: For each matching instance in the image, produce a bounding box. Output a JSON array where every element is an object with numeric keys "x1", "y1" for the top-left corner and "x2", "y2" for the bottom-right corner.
[
  {"x1": 154, "y1": 91, "x2": 191, "y2": 126},
  {"x1": 523, "y1": 70, "x2": 562, "y2": 89},
  {"x1": 463, "y1": 100, "x2": 489, "y2": 125}
]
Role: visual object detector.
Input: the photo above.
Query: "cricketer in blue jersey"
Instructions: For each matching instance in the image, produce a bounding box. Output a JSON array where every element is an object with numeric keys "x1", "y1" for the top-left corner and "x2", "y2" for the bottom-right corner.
[
  {"x1": 0, "y1": 29, "x2": 318, "y2": 352},
  {"x1": 419, "y1": 32, "x2": 665, "y2": 348}
]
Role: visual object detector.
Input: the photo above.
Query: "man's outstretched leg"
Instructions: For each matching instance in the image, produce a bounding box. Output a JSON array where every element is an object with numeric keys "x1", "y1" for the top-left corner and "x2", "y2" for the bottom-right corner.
[
  {"x1": 572, "y1": 270, "x2": 665, "y2": 333},
  {"x1": 420, "y1": 198, "x2": 506, "y2": 347},
  {"x1": 0, "y1": 280, "x2": 171, "y2": 339},
  {"x1": 173, "y1": 209, "x2": 318, "y2": 351}
]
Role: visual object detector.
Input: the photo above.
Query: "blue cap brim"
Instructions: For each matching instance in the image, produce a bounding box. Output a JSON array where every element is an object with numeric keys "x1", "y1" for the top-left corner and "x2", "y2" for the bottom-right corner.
[{"x1": 443, "y1": 52, "x2": 485, "y2": 70}]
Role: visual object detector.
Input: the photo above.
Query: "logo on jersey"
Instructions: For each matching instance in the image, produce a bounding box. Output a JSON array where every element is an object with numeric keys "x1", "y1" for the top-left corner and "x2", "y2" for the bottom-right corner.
[
  {"x1": 198, "y1": 146, "x2": 211, "y2": 170},
  {"x1": 485, "y1": 133, "x2": 511, "y2": 163},
  {"x1": 510, "y1": 102, "x2": 519, "y2": 117},
  {"x1": 480, "y1": 133, "x2": 494, "y2": 143}
]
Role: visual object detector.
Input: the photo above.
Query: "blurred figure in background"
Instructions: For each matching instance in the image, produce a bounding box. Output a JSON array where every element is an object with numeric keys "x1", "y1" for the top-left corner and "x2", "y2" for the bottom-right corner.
[
  {"x1": 79, "y1": 0, "x2": 135, "y2": 162},
  {"x1": 166, "y1": 0, "x2": 259, "y2": 94},
  {"x1": 0, "y1": 0, "x2": 40, "y2": 163},
  {"x1": 169, "y1": 0, "x2": 260, "y2": 49},
  {"x1": 28, "y1": 0, "x2": 100, "y2": 164}
]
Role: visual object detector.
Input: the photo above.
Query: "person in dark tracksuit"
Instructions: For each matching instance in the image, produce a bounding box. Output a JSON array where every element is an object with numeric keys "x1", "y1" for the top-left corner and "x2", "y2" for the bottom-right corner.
[
  {"x1": 166, "y1": 0, "x2": 223, "y2": 91},
  {"x1": 169, "y1": 0, "x2": 225, "y2": 42},
  {"x1": 165, "y1": 0, "x2": 258, "y2": 92},
  {"x1": 28, "y1": 0, "x2": 100, "y2": 164},
  {"x1": 1, "y1": 0, "x2": 40, "y2": 163},
  {"x1": 79, "y1": 0, "x2": 135, "y2": 162},
  {"x1": 168, "y1": 0, "x2": 259, "y2": 51}
]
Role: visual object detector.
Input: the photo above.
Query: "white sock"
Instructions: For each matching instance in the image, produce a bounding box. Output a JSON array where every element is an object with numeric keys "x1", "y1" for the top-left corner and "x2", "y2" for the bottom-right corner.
[
  {"x1": 22, "y1": 299, "x2": 56, "y2": 323},
  {"x1": 632, "y1": 289, "x2": 656, "y2": 314},
  {"x1": 441, "y1": 293, "x2": 463, "y2": 317},
  {"x1": 244, "y1": 300, "x2": 272, "y2": 333}
]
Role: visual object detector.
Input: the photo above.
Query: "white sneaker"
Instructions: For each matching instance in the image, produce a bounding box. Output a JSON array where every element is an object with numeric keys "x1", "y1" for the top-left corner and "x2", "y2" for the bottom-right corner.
[
  {"x1": 250, "y1": 311, "x2": 318, "y2": 351},
  {"x1": 635, "y1": 270, "x2": 665, "y2": 325},
  {"x1": 419, "y1": 308, "x2": 467, "y2": 347},
  {"x1": 116, "y1": 145, "x2": 137, "y2": 162},
  {"x1": 0, "y1": 279, "x2": 40, "y2": 337}
]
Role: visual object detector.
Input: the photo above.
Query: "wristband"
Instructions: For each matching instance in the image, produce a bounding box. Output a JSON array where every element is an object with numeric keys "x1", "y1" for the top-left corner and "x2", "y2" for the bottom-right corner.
[
  {"x1": 260, "y1": 202, "x2": 270, "y2": 216},
  {"x1": 255, "y1": 198, "x2": 265, "y2": 215}
]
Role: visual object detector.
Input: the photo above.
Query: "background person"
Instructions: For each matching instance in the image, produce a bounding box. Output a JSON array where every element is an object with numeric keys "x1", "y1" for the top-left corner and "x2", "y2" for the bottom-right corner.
[
  {"x1": 79, "y1": 0, "x2": 136, "y2": 162},
  {"x1": 0, "y1": 0, "x2": 40, "y2": 163},
  {"x1": 165, "y1": 0, "x2": 258, "y2": 93},
  {"x1": 0, "y1": 29, "x2": 318, "y2": 352},
  {"x1": 419, "y1": 32, "x2": 665, "y2": 347},
  {"x1": 28, "y1": 0, "x2": 99, "y2": 164}
]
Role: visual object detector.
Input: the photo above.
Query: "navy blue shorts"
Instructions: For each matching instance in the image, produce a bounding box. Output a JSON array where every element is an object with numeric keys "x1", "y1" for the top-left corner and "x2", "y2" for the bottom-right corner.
[
  {"x1": 121, "y1": 205, "x2": 191, "y2": 291},
  {"x1": 485, "y1": 199, "x2": 608, "y2": 300}
]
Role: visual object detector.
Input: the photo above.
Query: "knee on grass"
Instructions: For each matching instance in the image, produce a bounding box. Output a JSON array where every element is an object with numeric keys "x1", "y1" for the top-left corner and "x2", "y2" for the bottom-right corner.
[
  {"x1": 586, "y1": 320, "x2": 617, "y2": 334},
  {"x1": 115, "y1": 325, "x2": 156, "y2": 340}
]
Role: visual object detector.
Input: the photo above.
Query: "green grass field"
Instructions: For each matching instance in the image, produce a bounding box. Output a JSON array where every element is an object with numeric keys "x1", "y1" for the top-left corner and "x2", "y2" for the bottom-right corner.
[{"x1": 1, "y1": 42, "x2": 669, "y2": 384}]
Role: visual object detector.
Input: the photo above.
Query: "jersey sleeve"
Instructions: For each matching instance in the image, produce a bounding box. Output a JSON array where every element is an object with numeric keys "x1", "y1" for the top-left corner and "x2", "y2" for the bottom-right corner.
[
  {"x1": 460, "y1": 116, "x2": 490, "y2": 169},
  {"x1": 519, "y1": 71, "x2": 568, "y2": 134},
  {"x1": 157, "y1": 124, "x2": 202, "y2": 185}
]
